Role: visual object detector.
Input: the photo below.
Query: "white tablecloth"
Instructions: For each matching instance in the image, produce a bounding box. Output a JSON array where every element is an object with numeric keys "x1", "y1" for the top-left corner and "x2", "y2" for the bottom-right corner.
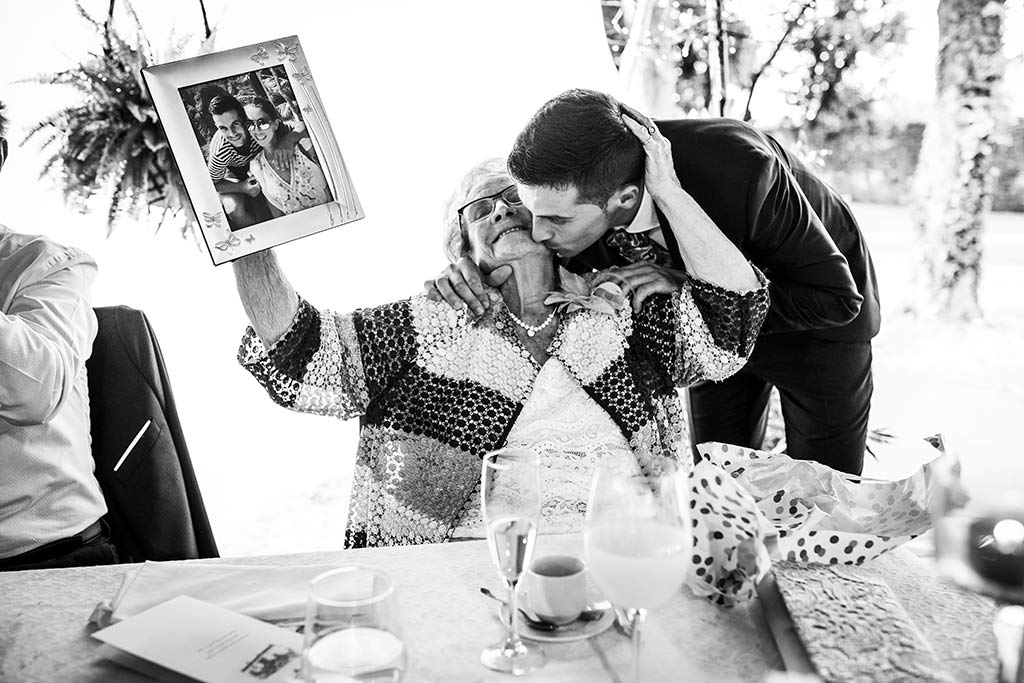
[{"x1": 0, "y1": 533, "x2": 996, "y2": 682}]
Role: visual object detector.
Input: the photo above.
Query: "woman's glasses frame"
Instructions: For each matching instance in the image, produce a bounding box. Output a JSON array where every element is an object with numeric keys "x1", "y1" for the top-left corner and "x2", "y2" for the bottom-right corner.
[{"x1": 456, "y1": 184, "x2": 522, "y2": 227}]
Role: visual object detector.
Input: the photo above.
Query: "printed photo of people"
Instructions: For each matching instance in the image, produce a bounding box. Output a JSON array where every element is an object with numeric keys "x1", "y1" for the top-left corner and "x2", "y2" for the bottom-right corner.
[{"x1": 178, "y1": 65, "x2": 334, "y2": 231}]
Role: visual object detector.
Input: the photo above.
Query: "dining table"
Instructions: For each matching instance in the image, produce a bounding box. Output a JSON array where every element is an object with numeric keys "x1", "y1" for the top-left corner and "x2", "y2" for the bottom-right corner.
[{"x1": 0, "y1": 532, "x2": 1002, "y2": 682}]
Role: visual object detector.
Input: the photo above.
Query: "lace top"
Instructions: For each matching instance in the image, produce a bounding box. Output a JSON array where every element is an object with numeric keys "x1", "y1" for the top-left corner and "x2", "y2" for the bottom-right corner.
[
  {"x1": 250, "y1": 143, "x2": 332, "y2": 214},
  {"x1": 450, "y1": 359, "x2": 641, "y2": 539}
]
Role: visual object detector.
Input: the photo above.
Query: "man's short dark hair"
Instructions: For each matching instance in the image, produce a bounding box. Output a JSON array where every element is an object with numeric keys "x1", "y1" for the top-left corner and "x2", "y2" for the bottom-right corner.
[
  {"x1": 0, "y1": 100, "x2": 8, "y2": 139},
  {"x1": 208, "y1": 93, "x2": 245, "y2": 120},
  {"x1": 507, "y1": 88, "x2": 644, "y2": 206}
]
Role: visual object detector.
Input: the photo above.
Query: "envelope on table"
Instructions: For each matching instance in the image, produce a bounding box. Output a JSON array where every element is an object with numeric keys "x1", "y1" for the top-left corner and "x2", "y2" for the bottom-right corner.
[{"x1": 91, "y1": 561, "x2": 335, "y2": 627}]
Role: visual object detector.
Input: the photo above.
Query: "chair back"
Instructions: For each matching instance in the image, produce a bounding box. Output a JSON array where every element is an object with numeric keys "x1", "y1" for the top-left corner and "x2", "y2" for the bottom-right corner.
[{"x1": 86, "y1": 306, "x2": 218, "y2": 561}]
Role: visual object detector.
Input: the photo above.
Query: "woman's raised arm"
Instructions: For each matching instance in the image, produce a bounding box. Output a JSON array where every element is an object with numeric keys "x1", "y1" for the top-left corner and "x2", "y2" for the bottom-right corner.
[{"x1": 232, "y1": 249, "x2": 299, "y2": 347}]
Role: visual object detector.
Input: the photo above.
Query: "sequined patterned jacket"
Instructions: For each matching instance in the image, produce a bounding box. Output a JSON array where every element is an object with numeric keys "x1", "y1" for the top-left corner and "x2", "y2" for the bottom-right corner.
[{"x1": 239, "y1": 272, "x2": 769, "y2": 548}]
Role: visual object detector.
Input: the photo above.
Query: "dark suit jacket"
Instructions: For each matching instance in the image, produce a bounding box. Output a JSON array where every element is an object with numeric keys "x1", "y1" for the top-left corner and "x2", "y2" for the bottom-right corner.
[
  {"x1": 567, "y1": 118, "x2": 880, "y2": 343},
  {"x1": 87, "y1": 306, "x2": 218, "y2": 561}
]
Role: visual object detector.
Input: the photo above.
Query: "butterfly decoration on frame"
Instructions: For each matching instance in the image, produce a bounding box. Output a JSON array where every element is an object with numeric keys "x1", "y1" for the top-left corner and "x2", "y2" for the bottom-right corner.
[
  {"x1": 250, "y1": 45, "x2": 270, "y2": 66},
  {"x1": 214, "y1": 233, "x2": 241, "y2": 252},
  {"x1": 275, "y1": 40, "x2": 299, "y2": 62},
  {"x1": 293, "y1": 66, "x2": 313, "y2": 85},
  {"x1": 202, "y1": 211, "x2": 224, "y2": 230}
]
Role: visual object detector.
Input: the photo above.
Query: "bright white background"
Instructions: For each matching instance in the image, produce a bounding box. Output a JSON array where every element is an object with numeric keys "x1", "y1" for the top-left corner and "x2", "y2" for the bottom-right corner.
[{"x1": 0, "y1": 0, "x2": 618, "y2": 556}]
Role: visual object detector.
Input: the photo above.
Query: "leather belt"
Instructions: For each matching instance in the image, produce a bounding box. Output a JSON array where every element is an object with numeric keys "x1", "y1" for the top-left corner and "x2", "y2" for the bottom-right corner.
[{"x1": 0, "y1": 519, "x2": 105, "y2": 569}]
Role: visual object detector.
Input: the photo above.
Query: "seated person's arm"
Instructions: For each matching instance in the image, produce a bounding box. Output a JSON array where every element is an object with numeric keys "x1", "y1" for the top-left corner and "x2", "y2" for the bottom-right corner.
[
  {"x1": 232, "y1": 249, "x2": 298, "y2": 347},
  {"x1": 622, "y1": 263, "x2": 769, "y2": 386},
  {"x1": 233, "y1": 250, "x2": 424, "y2": 419},
  {"x1": 0, "y1": 248, "x2": 97, "y2": 426}
]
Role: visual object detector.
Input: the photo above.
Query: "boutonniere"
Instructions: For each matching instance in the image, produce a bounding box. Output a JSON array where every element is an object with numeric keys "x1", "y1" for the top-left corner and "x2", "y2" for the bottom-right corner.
[{"x1": 545, "y1": 272, "x2": 629, "y2": 315}]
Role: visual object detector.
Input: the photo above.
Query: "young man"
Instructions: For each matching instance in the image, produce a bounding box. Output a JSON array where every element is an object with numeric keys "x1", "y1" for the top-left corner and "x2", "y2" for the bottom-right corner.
[
  {"x1": 432, "y1": 89, "x2": 879, "y2": 475},
  {"x1": 0, "y1": 100, "x2": 117, "y2": 570},
  {"x1": 206, "y1": 93, "x2": 272, "y2": 230}
]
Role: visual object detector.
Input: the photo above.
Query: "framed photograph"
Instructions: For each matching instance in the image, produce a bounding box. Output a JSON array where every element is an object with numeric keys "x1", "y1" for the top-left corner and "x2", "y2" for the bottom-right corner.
[{"x1": 143, "y1": 36, "x2": 363, "y2": 265}]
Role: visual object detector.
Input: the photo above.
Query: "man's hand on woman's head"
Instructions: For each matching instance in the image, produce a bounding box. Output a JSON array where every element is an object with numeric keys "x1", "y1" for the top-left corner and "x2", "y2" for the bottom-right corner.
[
  {"x1": 604, "y1": 262, "x2": 686, "y2": 313},
  {"x1": 424, "y1": 257, "x2": 512, "y2": 316}
]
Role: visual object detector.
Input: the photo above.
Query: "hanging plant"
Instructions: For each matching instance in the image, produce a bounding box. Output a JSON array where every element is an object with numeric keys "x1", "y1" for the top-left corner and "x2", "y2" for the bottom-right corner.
[{"x1": 22, "y1": 1, "x2": 213, "y2": 237}]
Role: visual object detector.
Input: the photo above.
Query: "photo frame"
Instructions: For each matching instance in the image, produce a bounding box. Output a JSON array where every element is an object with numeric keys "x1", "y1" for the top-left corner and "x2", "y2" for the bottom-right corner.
[{"x1": 143, "y1": 36, "x2": 363, "y2": 265}]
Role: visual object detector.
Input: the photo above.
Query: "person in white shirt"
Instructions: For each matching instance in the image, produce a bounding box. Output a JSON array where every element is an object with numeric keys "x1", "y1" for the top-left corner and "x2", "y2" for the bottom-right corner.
[{"x1": 0, "y1": 99, "x2": 115, "y2": 570}]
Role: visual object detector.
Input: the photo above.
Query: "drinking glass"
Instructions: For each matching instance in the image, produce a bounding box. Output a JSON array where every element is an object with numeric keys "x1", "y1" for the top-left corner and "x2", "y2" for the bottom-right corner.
[
  {"x1": 479, "y1": 447, "x2": 546, "y2": 675},
  {"x1": 930, "y1": 438, "x2": 1024, "y2": 682},
  {"x1": 302, "y1": 566, "x2": 406, "y2": 682},
  {"x1": 584, "y1": 459, "x2": 691, "y2": 683}
]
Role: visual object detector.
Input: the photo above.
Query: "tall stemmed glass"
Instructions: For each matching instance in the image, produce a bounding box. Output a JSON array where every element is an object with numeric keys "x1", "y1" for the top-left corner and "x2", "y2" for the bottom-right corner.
[
  {"x1": 480, "y1": 448, "x2": 546, "y2": 675},
  {"x1": 584, "y1": 459, "x2": 691, "y2": 683},
  {"x1": 930, "y1": 439, "x2": 1024, "y2": 682}
]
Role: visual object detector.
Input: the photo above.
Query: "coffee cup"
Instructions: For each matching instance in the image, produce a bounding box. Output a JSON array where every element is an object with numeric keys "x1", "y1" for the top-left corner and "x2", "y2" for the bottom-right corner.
[{"x1": 523, "y1": 554, "x2": 587, "y2": 625}]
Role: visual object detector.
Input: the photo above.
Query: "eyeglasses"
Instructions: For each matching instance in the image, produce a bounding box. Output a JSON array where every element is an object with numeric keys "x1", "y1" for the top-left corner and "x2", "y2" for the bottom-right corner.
[
  {"x1": 245, "y1": 118, "x2": 274, "y2": 131},
  {"x1": 457, "y1": 185, "x2": 521, "y2": 225}
]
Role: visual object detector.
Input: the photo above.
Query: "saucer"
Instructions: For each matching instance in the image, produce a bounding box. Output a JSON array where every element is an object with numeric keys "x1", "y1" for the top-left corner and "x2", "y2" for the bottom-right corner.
[{"x1": 498, "y1": 585, "x2": 615, "y2": 643}]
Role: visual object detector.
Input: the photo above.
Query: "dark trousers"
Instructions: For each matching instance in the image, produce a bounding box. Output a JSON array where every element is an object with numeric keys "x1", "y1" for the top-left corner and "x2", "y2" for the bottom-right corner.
[
  {"x1": 0, "y1": 520, "x2": 119, "y2": 571},
  {"x1": 688, "y1": 335, "x2": 873, "y2": 475}
]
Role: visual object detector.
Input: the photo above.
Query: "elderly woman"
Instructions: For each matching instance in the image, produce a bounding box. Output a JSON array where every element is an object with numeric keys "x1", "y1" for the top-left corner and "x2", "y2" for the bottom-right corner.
[
  {"x1": 232, "y1": 153, "x2": 768, "y2": 548},
  {"x1": 243, "y1": 96, "x2": 332, "y2": 216}
]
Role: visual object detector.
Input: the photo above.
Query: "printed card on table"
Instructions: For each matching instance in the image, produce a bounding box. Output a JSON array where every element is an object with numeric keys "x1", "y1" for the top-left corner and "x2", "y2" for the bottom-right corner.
[
  {"x1": 143, "y1": 36, "x2": 363, "y2": 265},
  {"x1": 93, "y1": 594, "x2": 304, "y2": 682}
]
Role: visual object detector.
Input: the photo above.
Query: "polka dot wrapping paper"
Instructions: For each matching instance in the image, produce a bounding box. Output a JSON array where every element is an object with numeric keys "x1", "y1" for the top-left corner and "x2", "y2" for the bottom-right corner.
[{"x1": 686, "y1": 441, "x2": 939, "y2": 607}]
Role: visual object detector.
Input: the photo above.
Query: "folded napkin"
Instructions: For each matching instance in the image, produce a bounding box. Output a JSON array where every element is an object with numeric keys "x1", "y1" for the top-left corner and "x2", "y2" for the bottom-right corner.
[
  {"x1": 686, "y1": 441, "x2": 938, "y2": 607},
  {"x1": 90, "y1": 561, "x2": 335, "y2": 628}
]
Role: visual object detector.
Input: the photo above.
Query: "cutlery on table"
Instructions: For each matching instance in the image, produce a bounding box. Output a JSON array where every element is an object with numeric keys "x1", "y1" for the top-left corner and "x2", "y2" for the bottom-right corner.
[{"x1": 478, "y1": 587, "x2": 609, "y2": 631}]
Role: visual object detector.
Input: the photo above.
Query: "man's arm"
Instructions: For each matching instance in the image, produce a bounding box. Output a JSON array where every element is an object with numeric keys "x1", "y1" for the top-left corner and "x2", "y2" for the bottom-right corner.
[
  {"x1": 621, "y1": 108, "x2": 762, "y2": 294},
  {"x1": 232, "y1": 249, "x2": 299, "y2": 347},
  {"x1": 214, "y1": 177, "x2": 258, "y2": 196},
  {"x1": 745, "y1": 156, "x2": 861, "y2": 333},
  {"x1": 0, "y1": 247, "x2": 97, "y2": 426}
]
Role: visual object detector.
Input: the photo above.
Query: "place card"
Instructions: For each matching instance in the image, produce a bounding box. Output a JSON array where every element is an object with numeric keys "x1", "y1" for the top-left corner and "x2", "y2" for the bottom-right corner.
[{"x1": 93, "y1": 594, "x2": 303, "y2": 683}]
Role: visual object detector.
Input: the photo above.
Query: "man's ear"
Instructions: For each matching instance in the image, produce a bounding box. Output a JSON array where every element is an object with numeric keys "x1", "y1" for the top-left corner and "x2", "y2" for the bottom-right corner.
[
  {"x1": 608, "y1": 182, "x2": 642, "y2": 212},
  {"x1": 0, "y1": 138, "x2": 8, "y2": 173}
]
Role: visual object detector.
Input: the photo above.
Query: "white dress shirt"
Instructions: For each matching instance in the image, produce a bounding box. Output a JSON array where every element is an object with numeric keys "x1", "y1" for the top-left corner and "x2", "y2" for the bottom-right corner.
[
  {"x1": 0, "y1": 225, "x2": 106, "y2": 558},
  {"x1": 620, "y1": 187, "x2": 668, "y2": 249}
]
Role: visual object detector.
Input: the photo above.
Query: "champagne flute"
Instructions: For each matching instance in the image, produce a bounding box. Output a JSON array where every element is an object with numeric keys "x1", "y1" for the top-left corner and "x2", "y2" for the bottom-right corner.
[
  {"x1": 302, "y1": 566, "x2": 406, "y2": 682},
  {"x1": 930, "y1": 439, "x2": 1024, "y2": 682},
  {"x1": 479, "y1": 447, "x2": 546, "y2": 675},
  {"x1": 584, "y1": 459, "x2": 691, "y2": 683}
]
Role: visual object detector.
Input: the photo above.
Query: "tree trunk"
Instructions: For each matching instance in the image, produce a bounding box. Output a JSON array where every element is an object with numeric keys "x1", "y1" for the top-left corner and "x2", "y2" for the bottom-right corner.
[{"x1": 910, "y1": 0, "x2": 1005, "y2": 320}]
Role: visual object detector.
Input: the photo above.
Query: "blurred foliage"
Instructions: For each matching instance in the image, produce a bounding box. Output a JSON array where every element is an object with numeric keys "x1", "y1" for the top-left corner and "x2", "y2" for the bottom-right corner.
[
  {"x1": 20, "y1": 2, "x2": 201, "y2": 236},
  {"x1": 603, "y1": 0, "x2": 1024, "y2": 211},
  {"x1": 604, "y1": 0, "x2": 908, "y2": 128}
]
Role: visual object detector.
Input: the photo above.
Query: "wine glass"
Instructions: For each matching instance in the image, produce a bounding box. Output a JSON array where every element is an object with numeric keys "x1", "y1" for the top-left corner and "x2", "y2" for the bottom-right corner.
[
  {"x1": 584, "y1": 459, "x2": 691, "y2": 683},
  {"x1": 479, "y1": 447, "x2": 546, "y2": 675},
  {"x1": 930, "y1": 439, "x2": 1024, "y2": 682},
  {"x1": 302, "y1": 566, "x2": 407, "y2": 682}
]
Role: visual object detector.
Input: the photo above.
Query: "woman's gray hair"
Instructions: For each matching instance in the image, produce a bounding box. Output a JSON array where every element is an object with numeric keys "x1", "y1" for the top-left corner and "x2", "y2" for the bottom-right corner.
[{"x1": 441, "y1": 157, "x2": 512, "y2": 263}]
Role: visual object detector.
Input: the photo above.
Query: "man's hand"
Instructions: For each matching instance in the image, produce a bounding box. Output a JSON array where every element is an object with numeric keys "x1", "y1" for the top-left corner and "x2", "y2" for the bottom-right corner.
[
  {"x1": 267, "y1": 130, "x2": 304, "y2": 168},
  {"x1": 602, "y1": 262, "x2": 686, "y2": 313},
  {"x1": 424, "y1": 258, "x2": 512, "y2": 316},
  {"x1": 242, "y1": 176, "x2": 262, "y2": 198}
]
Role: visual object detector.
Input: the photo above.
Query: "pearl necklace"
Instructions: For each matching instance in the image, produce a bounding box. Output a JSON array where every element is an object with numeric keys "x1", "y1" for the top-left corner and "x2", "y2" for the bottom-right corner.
[{"x1": 505, "y1": 305, "x2": 557, "y2": 337}]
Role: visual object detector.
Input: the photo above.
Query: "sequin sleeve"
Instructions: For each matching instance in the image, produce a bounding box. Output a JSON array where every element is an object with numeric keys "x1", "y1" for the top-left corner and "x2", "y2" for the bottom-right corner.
[
  {"x1": 238, "y1": 295, "x2": 418, "y2": 419},
  {"x1": 632, "y1": 267, "x2": 769, "y2": 386}
]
